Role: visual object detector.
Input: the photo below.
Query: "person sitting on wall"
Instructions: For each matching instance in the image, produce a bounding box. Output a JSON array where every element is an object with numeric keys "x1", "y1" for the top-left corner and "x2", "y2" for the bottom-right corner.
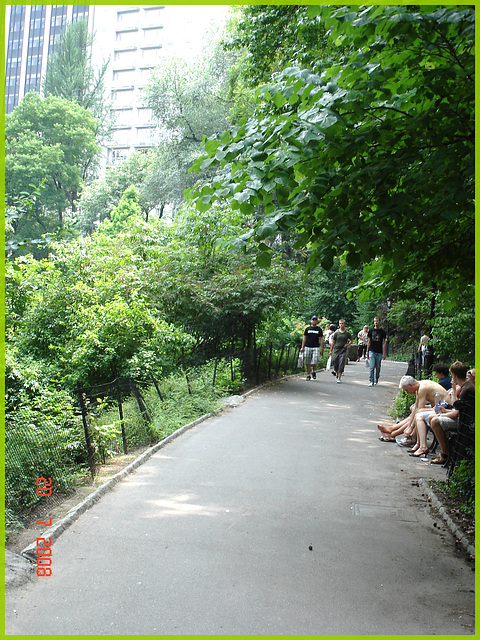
[{"x1": 432, "y1": 363, "x2": 452, "y2": 390}]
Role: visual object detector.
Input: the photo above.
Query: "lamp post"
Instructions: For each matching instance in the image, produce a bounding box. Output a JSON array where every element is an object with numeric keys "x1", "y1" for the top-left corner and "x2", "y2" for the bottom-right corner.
[{"x1": 386, "y1": 296, "x2": 393, "y2": 357}]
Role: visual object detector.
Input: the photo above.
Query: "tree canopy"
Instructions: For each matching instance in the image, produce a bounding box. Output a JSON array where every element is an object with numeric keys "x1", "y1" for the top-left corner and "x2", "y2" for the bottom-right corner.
[
  {"x1": 223, "y1": 5, "x2": 329, "y2": 86},
  {"x1": 5, "y1": 92, "x2": 100, "y2": 237},
  {"x1": 188, "y1": 5, "x2": 474, "y2": 308},
  {"x1": 43, "y1": 18, "x2": 112, "y2": 144},
  {"x1": 142, "y1": 44, "x2": 236, "y2": 212},
  {"x1": 77, "y1": 151, "x2": 161, "y2": 233}
]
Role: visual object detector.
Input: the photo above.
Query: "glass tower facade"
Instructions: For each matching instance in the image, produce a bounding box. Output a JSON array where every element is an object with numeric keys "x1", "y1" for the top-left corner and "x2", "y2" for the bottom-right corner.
[
  {"x1": 4, "y1": 4, "x2": 90, "y2": 113},
  {"x1": 48, "y1": 5, "x2": 68, "y2": 55},
  {"x1": 5, "y1": 5, "x2": 26, "y2": 113},
  {"x1": 24, "y1": 5, "x2": 47, "y2": 95}
]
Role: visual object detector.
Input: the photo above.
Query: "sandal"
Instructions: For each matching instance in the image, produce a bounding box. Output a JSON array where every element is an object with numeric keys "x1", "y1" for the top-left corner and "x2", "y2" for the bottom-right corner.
[
  {"x1": 431, "y1": 454, "x2": 449, "y2": 465},
  {"x1": 409, "y1": 447, "x2": 429, "y2": 457},
  {"x1": 407, "y1": 444, "x2": 420, "y2": 453},
  {"x1": 379, "y1": 435, "x2": 396, "y2": 442}
]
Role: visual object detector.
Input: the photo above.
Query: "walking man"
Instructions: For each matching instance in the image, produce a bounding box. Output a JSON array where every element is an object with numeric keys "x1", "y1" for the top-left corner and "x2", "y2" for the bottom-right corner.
[
  {"x1": 367, "y1": 316, "x2": 387, "y2": 386},
  {"x1": 300, "y1": 315, "x2": 324, "y2": 380},
  {"x1": 329, "y1": 319, "x2": 353, "y2": 383}
]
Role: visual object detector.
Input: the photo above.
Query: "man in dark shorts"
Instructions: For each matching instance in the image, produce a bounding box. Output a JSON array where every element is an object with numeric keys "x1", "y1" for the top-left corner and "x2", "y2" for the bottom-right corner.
[{"x1": 300, "y1": 315, "x2": 324, "y2": 381}]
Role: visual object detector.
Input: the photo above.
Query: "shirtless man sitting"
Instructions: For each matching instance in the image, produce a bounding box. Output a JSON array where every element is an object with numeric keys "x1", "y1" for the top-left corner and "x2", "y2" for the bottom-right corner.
[{"x1": 377, "y1": 376, "x2": 450, "y2": 447}]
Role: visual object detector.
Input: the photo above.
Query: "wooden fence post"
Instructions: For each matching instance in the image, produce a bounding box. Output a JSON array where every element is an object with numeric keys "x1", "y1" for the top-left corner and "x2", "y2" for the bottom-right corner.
[
  {"x1": 129, "y1": 378, "x2": 152, "y2": 423},
  {"x1": 181, "y1": 348, "x2": 192, "y2": 395},
  {"x1": 150, "y1": 374, "x2": 164, "y2": 401},
  {"x1": 116, "y1": 378, "x2": 128, "y2": 454},
  {"x1": 76, "y1": 382, "x2": 95, "y2": 477}
]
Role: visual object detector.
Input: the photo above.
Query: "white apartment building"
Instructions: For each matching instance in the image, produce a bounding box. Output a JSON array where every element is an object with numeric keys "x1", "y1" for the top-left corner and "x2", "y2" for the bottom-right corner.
[{"x1": 4, "y1": 4, "x2": 228, "y2": 165}]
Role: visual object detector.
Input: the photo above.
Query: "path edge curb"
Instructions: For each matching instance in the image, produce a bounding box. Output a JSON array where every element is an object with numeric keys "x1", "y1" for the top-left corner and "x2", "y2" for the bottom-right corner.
[{"x1": 418, "y1": 478, "x2": 475, "y2": 559}]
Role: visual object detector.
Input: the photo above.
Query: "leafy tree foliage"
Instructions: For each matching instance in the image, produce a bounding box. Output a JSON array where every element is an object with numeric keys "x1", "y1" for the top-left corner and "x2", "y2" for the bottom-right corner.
[
  {"x1": 77, "y1": 151, "x2": 163, "y2": 233},
  {"x1": 97, "y1": 185, "x2": 142, "y2": 237},
  {"x1": 303, "y1": 260, "x2": 364, "y2": 328},
  {"x1": 430, "y1": 297, "x2": 475, "y2": 365},
  {"x1": 4, "y1": 182, "x2": 55, "y2": 257},
  {"x1": 146, "y1": 46, "x2": 233, "y2": 143},
  {"x1": 189, "y1": 6, "x2": 474, "y2": 308},
  {"x1": 223, "y1": 5, "x2": 329, "y2": 86},
  {"x1": 150, "y1": 205, "x2": 299, "y2": 353},
  {"x1": 5, "y1": 93, "x2": 100, "y2": 237},
  {"x1": 43, "y1": 18, "x2": 113, "y2": 144},
  {"x1": 12, "y1": 232, "x2": 184, "y2": 388},
  {"x1": 8, "y1": 205, "x2": 298, "y2": 389},
  {"x1": 143, "y1": 44, "x2": 236, "y2": 211}
]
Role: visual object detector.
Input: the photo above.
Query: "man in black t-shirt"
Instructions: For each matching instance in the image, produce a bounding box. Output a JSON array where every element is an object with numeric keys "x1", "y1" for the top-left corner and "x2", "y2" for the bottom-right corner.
[
  {"x1": 300, "y1": 315, "x2": 324, "y2": 381},
  {"x1": 367, "y1": 316, "x2": 387, "y2": 386}
]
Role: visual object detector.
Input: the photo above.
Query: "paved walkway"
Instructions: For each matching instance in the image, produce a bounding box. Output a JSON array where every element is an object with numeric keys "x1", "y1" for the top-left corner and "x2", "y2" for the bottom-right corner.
[{"x1": 5, "y1": 360, "x2": 475, "y2": 635}]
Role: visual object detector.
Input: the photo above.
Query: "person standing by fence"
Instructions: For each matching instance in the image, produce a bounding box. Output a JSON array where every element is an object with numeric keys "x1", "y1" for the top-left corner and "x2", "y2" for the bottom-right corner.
[{"x1": 300, "y1": 316, "x2": 324, "y2": 381}]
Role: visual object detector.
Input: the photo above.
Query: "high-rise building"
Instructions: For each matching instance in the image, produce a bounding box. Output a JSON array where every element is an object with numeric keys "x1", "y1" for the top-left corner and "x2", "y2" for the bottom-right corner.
[
  {"x1": 4, "y1": 5, "x2": 91, "y2": 114},
  {"x1": 4, "y1": 5, "x2": 228, "y2": 164}
]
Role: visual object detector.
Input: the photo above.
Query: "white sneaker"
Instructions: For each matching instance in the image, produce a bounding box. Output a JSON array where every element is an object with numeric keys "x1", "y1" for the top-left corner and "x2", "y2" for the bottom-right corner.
[
  {"x1": 337, "y1": 378, "x2": 341, "y2": 383},
  {"x1": 369, "y1": 382, "x2": 374, "y2": 386}
]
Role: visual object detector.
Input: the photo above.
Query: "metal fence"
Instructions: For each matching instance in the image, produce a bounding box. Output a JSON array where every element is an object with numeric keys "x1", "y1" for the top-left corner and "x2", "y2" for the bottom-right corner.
[
  {"x1": 445, "y1": 420, "x2": 475, "y2": 479},
  {"x1": 76, "y1": 376, "x2": 159, "y2": 475},
  {"x1": 5, "y1": 409, "x2": 84, "y2": 526}
]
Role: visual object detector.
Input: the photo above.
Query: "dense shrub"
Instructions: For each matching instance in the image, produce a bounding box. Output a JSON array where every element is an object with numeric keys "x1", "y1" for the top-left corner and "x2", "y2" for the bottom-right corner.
[{"x1": 437, "y1": 459, "x2": 475, "y2": 519}]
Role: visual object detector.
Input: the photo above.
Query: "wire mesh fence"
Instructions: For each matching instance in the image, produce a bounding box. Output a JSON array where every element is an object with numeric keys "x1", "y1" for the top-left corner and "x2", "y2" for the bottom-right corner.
[{"x1": 5, "y1": 407, "x2": 87, "y2": 529}]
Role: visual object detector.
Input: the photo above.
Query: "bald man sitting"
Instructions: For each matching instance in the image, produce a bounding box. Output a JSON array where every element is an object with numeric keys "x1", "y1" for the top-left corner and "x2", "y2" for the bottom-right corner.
[{"x1": 377, "y1": 376, "x2": 450, "y2": 447}]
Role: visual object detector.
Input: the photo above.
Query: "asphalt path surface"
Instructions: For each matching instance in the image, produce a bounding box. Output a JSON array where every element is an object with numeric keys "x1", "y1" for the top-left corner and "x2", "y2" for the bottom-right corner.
[{"x1": 5, "y1": 360, "x2": 475, "y2": 635}]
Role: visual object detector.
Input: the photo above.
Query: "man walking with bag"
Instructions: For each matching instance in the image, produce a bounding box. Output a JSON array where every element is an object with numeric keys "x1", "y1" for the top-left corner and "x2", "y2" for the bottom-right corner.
[{"x1": 300, "y1": 316, "x2": 324, "y2": 381}]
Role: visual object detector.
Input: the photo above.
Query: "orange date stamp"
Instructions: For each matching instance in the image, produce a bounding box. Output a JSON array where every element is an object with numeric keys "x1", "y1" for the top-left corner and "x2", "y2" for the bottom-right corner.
[{"x1": 35, "y1": 478, "x2": 53, "y2": 576}]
